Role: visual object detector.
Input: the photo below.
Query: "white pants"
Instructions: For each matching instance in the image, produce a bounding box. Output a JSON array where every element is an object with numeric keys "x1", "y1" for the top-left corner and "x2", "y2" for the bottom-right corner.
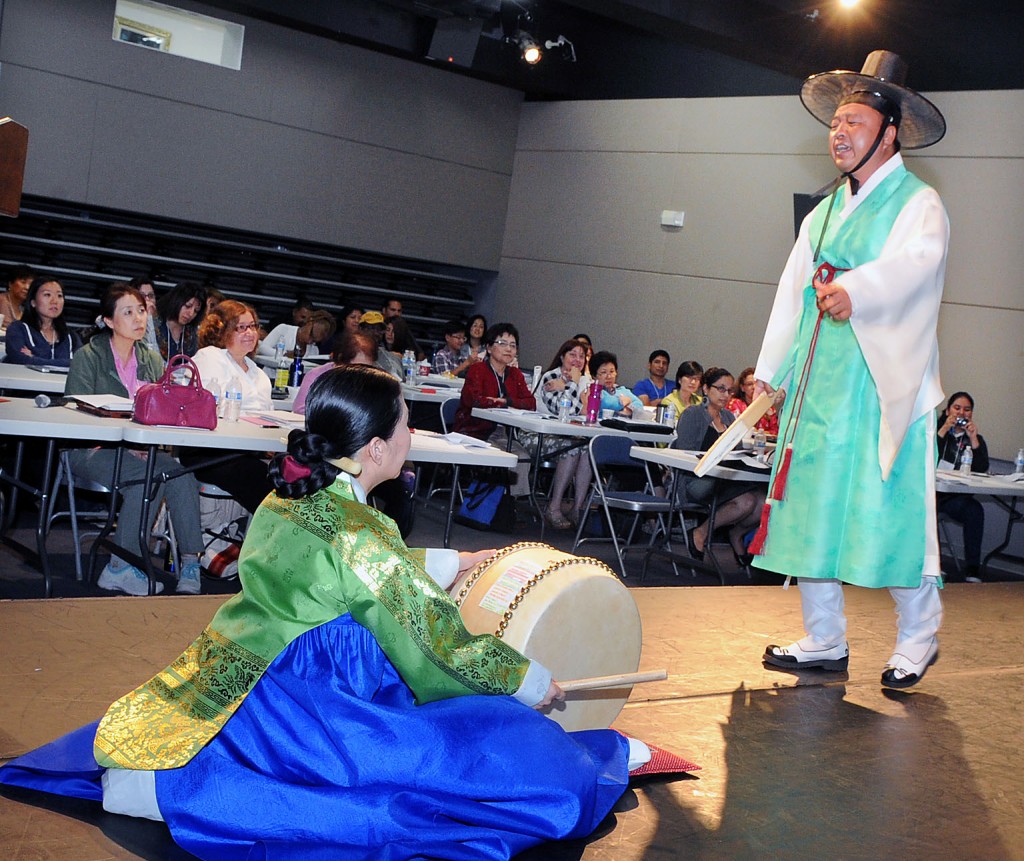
[{"x1": 798, "y1": 577, "x2": 943, "y2": 656}]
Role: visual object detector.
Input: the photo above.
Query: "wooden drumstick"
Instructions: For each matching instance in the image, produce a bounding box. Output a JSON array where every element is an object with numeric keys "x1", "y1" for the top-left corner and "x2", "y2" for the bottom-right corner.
[{"x1": 559, "y1": 669, "x2": 668, "y2": 693}]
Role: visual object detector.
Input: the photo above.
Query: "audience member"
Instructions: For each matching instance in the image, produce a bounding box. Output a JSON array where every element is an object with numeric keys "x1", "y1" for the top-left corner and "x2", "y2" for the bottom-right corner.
[
  {"x1": 128, "y1": 278, "x2": 160, "y2": 352},
  {"x1": 574, "y1": 333, "x2": 595, "y2": 386},
  {"x1": 464, "y1": 314, "x2": 488, "y2": 362},
  {"x1": 432, "y1": 319, "x2": 479, "y2": 376},
  {"x1": 0, "y1": 264, "x2": 34, "y2": 327},
  {"x1": 589, "y1": 351, "x2": 642, "y2": 417},
  {"x1": 727, "y1": 366, "x2": 782, "y2": 435},
  {"x1": 65, "y1": 282, "x2": 204, "y2": 596},
  {"x1": 453, "y1": 323, "x2": 535, "y2": 496},
  {"x1": 382, "y1": 296, "x2": 403, "y2": 319},
  {"x1": 672, "y1": 367, "x2": 766, "y2": 566},
  {"x1": 259, "y1": 309, "x2": 336, "y2": 360},
  {"x1": 338, "y1": 303, "x2": 364, "y2": 338},
  {"x1": 662, "y1": 360, "x2": 704, "y2": 415},
  {"x1": 182, "y1": 300, "x2": 274, "y2": 516},
  {"x1": 156, "y1": 282, "x2": 206, "y2": 359},
  {"x1": 293, "y1": 331, "x2": 379, "y2": 414},
  {"x1": 358, "y1": 311, "x2": 403, "y2": 378},
  {"x1": 205, "y1": 287, "x2": 226, "y2": 315},
  {"x1": 936, "y1": 391, "x2": 989, "y2": 581},
  {"x1": 633, "y1": 349, "x2": 676, "y2": 406},
  {"x1": 267, "y1": 296, "x2": 313, "y2": 331},
  {"x1": 3, "y1": 276, "x2": 81, "y2": 367},
  {"x1": 533, "y1": 338, "x2": 592, "y2": 528}
]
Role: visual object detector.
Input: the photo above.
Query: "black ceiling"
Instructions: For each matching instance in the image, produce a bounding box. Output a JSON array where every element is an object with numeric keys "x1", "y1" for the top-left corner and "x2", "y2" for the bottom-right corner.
[{"x1": 204, "y1": 0, "x2": 1023, "y2": 100}]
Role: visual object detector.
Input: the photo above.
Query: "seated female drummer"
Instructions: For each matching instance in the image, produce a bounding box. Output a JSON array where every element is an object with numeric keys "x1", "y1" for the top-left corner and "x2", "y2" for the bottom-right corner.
[
  {"x1": 672, "y1": 366, "x2": 766, "y2": 567},
  {"x1": 65, "y1": 281, "x2": 205, "y2": 595},
  {"x1": 3, "y1": 276, "x2": 81, "y2": 367},
  {"x1": 0, "y1": 365, "x2": 643, "y2": 860}
]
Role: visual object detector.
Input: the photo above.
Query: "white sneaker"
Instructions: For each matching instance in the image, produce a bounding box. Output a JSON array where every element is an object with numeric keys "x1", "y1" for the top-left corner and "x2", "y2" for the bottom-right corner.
[
  {"x1": 764, "y1": 636, "x2": 849, "y2": 671},
  {"x1": 176, "y1": 560, "x2": 202, "y2": 595},
  {"x1": 98, "y1": 563, "x2": 164, "y2": 596}
]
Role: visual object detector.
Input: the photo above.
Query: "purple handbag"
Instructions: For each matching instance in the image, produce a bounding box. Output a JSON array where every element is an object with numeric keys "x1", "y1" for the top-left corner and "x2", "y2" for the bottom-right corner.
[{"x1": 133, "y1": 354, "x2": 218, "y2": 430}]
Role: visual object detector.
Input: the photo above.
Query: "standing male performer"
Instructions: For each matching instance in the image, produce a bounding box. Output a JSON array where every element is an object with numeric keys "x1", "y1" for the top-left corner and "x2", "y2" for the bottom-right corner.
[{"x1": 752, "y1": 51, "x2": 949, "y2": 688}]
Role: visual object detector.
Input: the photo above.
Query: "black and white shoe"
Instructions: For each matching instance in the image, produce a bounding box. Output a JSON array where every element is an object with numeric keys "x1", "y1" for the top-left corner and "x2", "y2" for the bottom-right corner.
[
  {"x1": 764, "y1": 637, "x2": 849, "y2": 671},
  {"x1": 881, "y1": 640, "x2": 938, "y2": 689}
]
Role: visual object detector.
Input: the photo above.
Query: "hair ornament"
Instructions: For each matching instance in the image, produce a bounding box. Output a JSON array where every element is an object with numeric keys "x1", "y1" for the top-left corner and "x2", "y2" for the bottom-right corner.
[
  {"x1": 281, "y1": 455, "x2": 312, "y2": 483},
  {"x1": 327, "y1": 456, "x2": 363, "y2": 476}
]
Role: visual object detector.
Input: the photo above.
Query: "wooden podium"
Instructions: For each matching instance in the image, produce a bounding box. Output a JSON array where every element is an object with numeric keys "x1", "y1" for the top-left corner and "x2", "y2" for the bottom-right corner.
[{"x1": 0, "y1": 118, "x2": 29, "y2": 217}]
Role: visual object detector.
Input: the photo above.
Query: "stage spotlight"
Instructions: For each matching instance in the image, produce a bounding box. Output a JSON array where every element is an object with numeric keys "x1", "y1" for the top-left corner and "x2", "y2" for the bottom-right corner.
[{"x1": 516, "y1": 30, "x2": 542, "y2": 64}]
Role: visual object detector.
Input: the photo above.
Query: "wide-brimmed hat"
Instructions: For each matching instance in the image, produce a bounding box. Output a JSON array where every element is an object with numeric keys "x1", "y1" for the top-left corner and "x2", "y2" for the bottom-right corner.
[{"x1": 800, "y1": 50, "x2": 945, "y2": 149}]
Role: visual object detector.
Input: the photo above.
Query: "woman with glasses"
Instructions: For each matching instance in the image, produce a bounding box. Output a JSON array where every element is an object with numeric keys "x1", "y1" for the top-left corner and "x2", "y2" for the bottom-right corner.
[
  {"x1": 672, "y1": 367, "x2": 766, "y2": 566},
  {"x1": 181, "y1": 301, "x2": 275, "y2": 516},
  {"x1": 727, "y1": 366, "x2": 782, "y2": 436},
  {"x1": 453, "y1": 323, "x2": 535, "y2": 496},
  {"x1": 661, "y1": 360, "x2": 705, "y2": 416}
]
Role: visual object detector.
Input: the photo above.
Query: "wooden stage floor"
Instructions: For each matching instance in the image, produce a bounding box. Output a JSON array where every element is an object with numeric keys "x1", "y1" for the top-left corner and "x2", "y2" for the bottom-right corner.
[{"x1": 2, "y1": 583, "x2": 1023, "y2": 860}]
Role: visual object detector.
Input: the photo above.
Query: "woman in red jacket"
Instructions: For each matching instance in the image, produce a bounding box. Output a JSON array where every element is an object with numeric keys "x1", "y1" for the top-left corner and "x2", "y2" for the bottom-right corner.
[{"x1": 453, "y1": 322, "x2": 535, "y2": 495}]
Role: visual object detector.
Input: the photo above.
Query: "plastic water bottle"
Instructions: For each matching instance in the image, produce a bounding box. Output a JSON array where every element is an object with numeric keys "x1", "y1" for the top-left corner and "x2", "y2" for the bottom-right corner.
[
  {"x1": 1015, "y1": 448, "x2": 1024, "y2": 474},
  {"x1": 208, "y1": 379, "x2": 222, "y2": 414},
  {"x1": 959, "y1": 445, "x2": 973, "y2": 476},
  {"x1": 223, "y1": 382, "x2": 242, "y2": 422},
  {"x1": 558, "y1": 391, "x2": 573, "y2": 422},
  {"x1": 402, "y1": 350, "x2": 416, "y2": 385},
  {"x1": 753, "y1": 429, "x2": 767, "y2": 463},
  {"x1": 274, "y1": 337, "x2": 287, "y2": 367}
]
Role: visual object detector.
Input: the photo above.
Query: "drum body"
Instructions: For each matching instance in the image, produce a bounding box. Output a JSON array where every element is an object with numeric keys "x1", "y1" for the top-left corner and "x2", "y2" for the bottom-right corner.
[{"x1": 453, "y1": 542, "x2": 642, "y2": 731}]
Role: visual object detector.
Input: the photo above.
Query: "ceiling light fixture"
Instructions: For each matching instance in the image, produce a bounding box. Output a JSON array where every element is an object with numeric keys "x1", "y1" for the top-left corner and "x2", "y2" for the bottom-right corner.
[
  {"x1": 544, "y1": 34, "x2": 576, "y2": 62},
  {"x1": 515, "y1": 30, "x2": 541, "y2": 64}
]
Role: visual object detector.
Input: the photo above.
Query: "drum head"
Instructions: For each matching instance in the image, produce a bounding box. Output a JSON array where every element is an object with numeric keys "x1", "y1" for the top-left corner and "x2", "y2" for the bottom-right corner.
[{"x1": 454, "y1": 543, "x2": 643, "y2": 731}]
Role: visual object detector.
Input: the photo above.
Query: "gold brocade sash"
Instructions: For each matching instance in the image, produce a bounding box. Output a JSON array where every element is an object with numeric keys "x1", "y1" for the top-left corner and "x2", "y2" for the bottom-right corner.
[{"x1": 94, "y1": 627, "x2": 268, "y2": 769}]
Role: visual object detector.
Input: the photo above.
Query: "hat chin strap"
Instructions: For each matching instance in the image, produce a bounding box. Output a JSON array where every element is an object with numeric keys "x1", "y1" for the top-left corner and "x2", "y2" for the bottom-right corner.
[{"x1": 842, "y1": 119, "x2": 891, "y2": 195}]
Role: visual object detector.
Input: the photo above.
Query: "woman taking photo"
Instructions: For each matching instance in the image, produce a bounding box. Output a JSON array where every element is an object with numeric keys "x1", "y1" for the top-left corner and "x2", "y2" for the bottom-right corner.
[
  {"x1": 936, "y1": 391, "x2": 989, "y2": 581},
  {"x1": 532, "y1": 338, "x2": 592, "y2": 528},
  {"x1": 0, "y1": 365, "x2": 636, "y2": 859},
  {"x1": 185, "y1": 300, "x2": 275, "y2": 515},
  {"x1": 155, "y1": 282, "x2": 206, "y2": 359},
  {"x1": 672, "y1": 367, "x2": 766, "y2": 566},
  {"x1": 3, "y1": 276, "x2": 80, "y2": 367},
  {"x1": 65, "y1": 282, "x2": 205, "y2": 595}
]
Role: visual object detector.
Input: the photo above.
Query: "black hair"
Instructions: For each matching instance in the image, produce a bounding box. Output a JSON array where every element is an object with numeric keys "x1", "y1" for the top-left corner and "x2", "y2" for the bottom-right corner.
[
  {"x1": 8, "y1": 265, "x2": 35, "y2": 284},
  {"x1": 157, "y1": 282, "x2": 207, "y2": 328},
  {"x1": 269, "y1": 365, "x2": 403, "y2": 499},
  {"x1": 443, "y1": 318, "x2": 468, "y2": 337},
  {"x1": 701, "y1": 366, "x2": 733, "y2": 390},
  {"x1": 674, "y1": 360, "x2": 704, "y2": 384},
  {"x1": 22, "y1": 276, "x2": 70, "y2": 341},
  {"x1": 388, "y1": 316, "x2": 418, "y2": 354},
  {"x1": 589, "y1": 350, "x2": 618, "y2": 376},
  {"x1": 945, "y1": 391, "x2": 974, "y2": 411},
  {"x1": 484, "y1": 322, "x2": 519, "y2": 347},
  {"x1": 648, "y1": 349, "x2": 670, "y2": 364},
  {"x1": 572, "y1": 333, "x2": 592, "y2": 347},
  {"x1": 100, "y1": 281, "x2": 144, "y2": 319}
]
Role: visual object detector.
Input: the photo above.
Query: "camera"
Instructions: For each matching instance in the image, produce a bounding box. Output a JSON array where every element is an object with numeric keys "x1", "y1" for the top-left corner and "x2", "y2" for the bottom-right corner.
[{"x1": 954, "y1": 417, "x2": 968, "y2": 428}]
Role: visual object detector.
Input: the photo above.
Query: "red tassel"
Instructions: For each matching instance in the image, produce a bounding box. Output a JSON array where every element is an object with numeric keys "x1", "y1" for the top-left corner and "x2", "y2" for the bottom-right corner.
[
  {"x1": 747, "y1": 502, "x2": 772, "y2": 555},
  {"x1": 770, "y1": 445, "x2": 794, "y2": 501}
]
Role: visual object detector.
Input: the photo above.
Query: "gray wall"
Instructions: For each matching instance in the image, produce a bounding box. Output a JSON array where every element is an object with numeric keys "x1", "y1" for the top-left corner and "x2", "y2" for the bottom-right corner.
[
  {"x1": 0, "y1": 0, "x2": 521, "y2": 271},
  {"x1": 496, "y1": 91, "x2": 1024, "y2": 460}
]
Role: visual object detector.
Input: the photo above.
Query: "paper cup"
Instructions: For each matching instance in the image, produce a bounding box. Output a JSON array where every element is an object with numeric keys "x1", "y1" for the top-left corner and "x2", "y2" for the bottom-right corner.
[{"x1": 601, "y1": 409, "x2": 615, "y2": 420}]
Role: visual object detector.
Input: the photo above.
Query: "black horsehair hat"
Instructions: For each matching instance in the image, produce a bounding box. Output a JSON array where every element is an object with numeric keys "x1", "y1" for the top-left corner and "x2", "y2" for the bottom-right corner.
[{"x1": 800, "y1": 50, "x2": 946, "y2": 149}]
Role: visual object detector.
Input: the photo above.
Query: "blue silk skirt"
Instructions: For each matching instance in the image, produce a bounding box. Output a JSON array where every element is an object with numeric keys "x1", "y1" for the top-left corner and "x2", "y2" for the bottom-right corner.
[{"x1": 0, "y1": 613, "x2": 630, "y2": 860}]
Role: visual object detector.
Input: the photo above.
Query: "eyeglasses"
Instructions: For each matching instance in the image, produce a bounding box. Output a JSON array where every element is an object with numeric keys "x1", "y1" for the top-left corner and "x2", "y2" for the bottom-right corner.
[
  {"x1": 233, "y1": 322, "x2": 259, "y2": 333},
  {"x1": 708, "y1": 384, "x2": 732, "y2": 393},
  {"x1": 448, "y1": 333, "x2": 467, "y2": 340},
  {"x1": 139, "y1": 292, "x2": 156, "y2": 300},
  {"x1": 492, "y1": 339, "x2": 518, "y2": 349}
]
